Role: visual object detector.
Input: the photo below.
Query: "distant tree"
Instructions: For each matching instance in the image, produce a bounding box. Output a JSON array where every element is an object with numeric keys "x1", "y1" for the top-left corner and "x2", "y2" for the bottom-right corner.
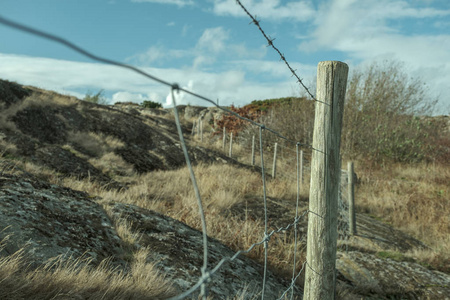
[
  {"x1": 84, "y1": 90, "x2": 108, "y2": 105},
  {"x1": 141, "y1": 100, "x2": 163, "y2": 109}
]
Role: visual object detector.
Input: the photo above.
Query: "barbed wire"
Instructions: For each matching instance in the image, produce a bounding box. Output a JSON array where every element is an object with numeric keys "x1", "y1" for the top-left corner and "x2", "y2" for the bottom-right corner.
[{"x1": 234, "y1": 0, "x2": 328, "y2": 107}]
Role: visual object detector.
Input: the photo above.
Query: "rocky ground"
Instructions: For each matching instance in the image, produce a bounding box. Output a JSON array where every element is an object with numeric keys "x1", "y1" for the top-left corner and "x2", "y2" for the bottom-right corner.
[{"x1": 0, "y1": 79, "x2": 449, "y2": 299}]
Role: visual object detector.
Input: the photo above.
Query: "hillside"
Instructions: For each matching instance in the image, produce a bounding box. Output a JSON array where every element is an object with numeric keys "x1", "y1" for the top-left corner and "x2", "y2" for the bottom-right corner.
[{"x1": 0, "y1": 79, "x2": 449, "y2": 299}]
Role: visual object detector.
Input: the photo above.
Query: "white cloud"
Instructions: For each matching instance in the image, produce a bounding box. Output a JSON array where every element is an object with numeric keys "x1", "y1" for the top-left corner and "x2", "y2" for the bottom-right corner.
[
  {"x1": 127, "y1": 45, "x2": 190, "y2": 66},
  {"x1": 192, "y1": 55, "x2": 215, "y2": 69},
  {"x1": 181, "y1": 24, "x2": 191, "y2": 36},
  {"x1": 211, "y1": 0, "x2": 316, "y2": 22},
  {"x1": 297, "y1": 0, "x2": 450, "y2": 111},
  {"x1": 112, "y1": 91, "x2": 146, "y2": 104},
  {"x1": 301, "y1": 0, "x2": 450, "y2": 51},
  {"x1": 196, "y1": 27, "x2": 230, "y2": 53},
  {"x1": 165, "y1": 80, "x2": 194, "y2": 106},
  {"x1": 131, "y1": 0, "x2": 194, "y2": 7},
  {"x1": 232, "y1": 59, "x2": 316, "y2": 79},
  {"x1": 0, "y1": 53, "x2": 298, "y2": 108},
  {"x1": 128, "y1": 26, "x2": 266, "y2": 69}
]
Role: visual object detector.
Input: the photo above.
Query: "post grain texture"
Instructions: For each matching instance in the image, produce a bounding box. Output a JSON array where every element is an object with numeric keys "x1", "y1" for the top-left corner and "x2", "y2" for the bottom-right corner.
[{"x1": 304, "y1": 61, "x2": 348, "y2": 300}]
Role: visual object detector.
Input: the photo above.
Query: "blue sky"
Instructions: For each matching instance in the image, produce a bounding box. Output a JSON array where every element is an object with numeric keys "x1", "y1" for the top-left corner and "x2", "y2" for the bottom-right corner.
[{"x1": 0, "y1": 0, "x2": 449, "y2": 112}]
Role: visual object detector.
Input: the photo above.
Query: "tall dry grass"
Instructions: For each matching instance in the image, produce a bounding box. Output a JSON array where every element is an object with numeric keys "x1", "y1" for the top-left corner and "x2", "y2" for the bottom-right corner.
[
  {"x1": 40, "y1": 161, "x2": 307, "y2": 282},
  {"x1": 4, "y1": 126, "x2": 448, "y2": 298},
  {"x1": 0, "y1": 245, "x2": 175, "y2": 300},
  {"x1": 355, "y1": 162, "x2": 449, "y2": 271}
]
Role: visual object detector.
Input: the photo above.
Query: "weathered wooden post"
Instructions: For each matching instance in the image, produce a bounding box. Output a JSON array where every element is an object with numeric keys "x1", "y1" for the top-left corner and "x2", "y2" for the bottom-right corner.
[
  {"x1": 304, "y1": 61, "x2": 348, "y2": 300},
  {"x1": 222, "y1": 127, "x2": 226, "y2": 152},
  {"x1": 251, "y1": 135, "x2": 256, "y2": 166},
  {"x1": 191, "y1": 120, "x2": 196, "y2": 136},
  {"x1": 197, "y1": 117, "x2": 201, "y2": 136},
  {"x1": 300, "y1": 149, "x2": 304, "y2": 186},
  {"x1": 272, "y1": 142, "x2": 278, "y2": 178},
  {"x1": 229, "y1": 132, "x2": 233, "y2": 158},
  {"x1": 200, "y1": 119, "x2": 203, "y2": 143},
  {"x1": 348, "y1": 161, "x2": 356, "y2": 235}
]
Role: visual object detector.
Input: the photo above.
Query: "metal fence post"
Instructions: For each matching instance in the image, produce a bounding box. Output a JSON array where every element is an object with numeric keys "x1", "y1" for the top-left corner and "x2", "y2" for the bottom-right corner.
[{"x1": 348, "y1": 161, "x2": 356, "y2": 235}]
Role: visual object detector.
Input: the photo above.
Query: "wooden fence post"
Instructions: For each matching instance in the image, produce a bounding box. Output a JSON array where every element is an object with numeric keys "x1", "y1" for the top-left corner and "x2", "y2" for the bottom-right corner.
[
  {"x1": 229, "y1": 132, "x2": 233, "y2": 158},
  {"x1": 300, "y1": 149, "x2": 304, "y2": 186},
  {"x1": 222, "y1": 127, "x2": 226, "y2": 152},
  {"x1": 251, "y1": 135, "x2": 256, "y2": 166},
  {"x1": 304, "y1": 61, "x2": 348, "y2": 300},
  {"x1": 191, "y1": 120, "x2": 196, "y2": 136},
  {"x1": 348, "y1": 161, "x2": 356, "y2": 235},
  {"x1": 272, "y1": 142, "x2": 278, "y2": 178},
  {"x1": 200, "y1": 119, "x2": 203, "y2": 143}
]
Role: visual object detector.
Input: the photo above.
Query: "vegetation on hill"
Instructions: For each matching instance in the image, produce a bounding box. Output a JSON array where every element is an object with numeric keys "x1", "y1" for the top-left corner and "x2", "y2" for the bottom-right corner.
[
  {"x1": 216, "y1": 61, "x2": 448, "y2": 165},
  {"x1": 141, "y1": 100, "x2": 162, "y2": 109},
  {"x1": 83, "y1": 89, "x2": 108, "y2": 105},
  {"x1": 208, "y1": 61, "x2": 449, "y2": 277},
  {"x1": 0, "y1": 61, "x2": 448, "y2": 299}
]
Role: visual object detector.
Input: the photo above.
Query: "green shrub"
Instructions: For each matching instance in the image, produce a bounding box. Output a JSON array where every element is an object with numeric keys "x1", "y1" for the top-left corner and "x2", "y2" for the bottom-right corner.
[
  {"x1": 342, "y1": 60, "x2": 438, "y2": 163},
  {"x1": 141, "y1": 100, "x2": 162, "y2": 109},
  {"x1": 84, "y1": 90, "x2": 107, "y2": 105}
]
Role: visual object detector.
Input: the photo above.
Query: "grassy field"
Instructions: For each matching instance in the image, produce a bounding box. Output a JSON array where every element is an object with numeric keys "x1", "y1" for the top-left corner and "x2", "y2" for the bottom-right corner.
[
  {"x1": 354, "y1": 162, "x2": 449, "y2": 272},
  {"x1": 0, "y1": 89, "x2": 448, "y2": 298},
  {"x1": 1, "y1": 135, "x2": 448, "y2": 299}
]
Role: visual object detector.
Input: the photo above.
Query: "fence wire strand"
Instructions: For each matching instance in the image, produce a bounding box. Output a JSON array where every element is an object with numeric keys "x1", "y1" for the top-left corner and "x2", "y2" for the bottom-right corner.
[{"x1": 170, "y1": 87, "x2": 209, "y2": 299}]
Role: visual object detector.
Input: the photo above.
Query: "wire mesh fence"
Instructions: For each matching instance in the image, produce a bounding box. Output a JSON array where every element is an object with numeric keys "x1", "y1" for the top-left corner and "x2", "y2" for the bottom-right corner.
[{"x1": 0, "y1": 2, "x2": 352, "y2": 298}]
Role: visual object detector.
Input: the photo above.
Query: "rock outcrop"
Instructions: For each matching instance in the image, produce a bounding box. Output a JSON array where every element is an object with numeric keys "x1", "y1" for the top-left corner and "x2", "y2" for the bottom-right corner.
[
  {"x1": 0, "y1": 165, "x2": 126, "y2": 269},
  {"x1": 0, "y1": 163, "x2": 294, "y2": 299}
]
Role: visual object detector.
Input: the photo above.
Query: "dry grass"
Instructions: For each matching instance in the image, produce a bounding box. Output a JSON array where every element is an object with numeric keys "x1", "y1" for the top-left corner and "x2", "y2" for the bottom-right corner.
[
  {"x1": 43, "y1": 162, "x2": 307, "y2": 285},
  {"x1": 25, "y1": 87, "x2": 79, "y2": 107},
  {"x1": 355, "y1": 162, "x2": 449, "y2": 271},
  {"x1": 67, "y1": 131, "x2": 125, "y2": 158},
  {"x1": 0, "y1": 139, "x2": 18, "y2": 158},
  {"x1": 2, "y1": 117, "x2": 448, "y2": 298},
  {"x1": 0, "y1": 245, "x2": 175, "y2": 300},
  {"x1": 89, "y1": 152, "x2": 135, "y2": 177},
  {"x1": 0, "y1": 91, "x2": 78, "y2": 133}
]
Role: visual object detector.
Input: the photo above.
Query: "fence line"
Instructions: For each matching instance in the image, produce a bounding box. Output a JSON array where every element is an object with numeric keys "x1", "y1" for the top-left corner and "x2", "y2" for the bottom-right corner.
[{"x1": 0, "y1": 10, "x2": 352, "y2": 300}]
